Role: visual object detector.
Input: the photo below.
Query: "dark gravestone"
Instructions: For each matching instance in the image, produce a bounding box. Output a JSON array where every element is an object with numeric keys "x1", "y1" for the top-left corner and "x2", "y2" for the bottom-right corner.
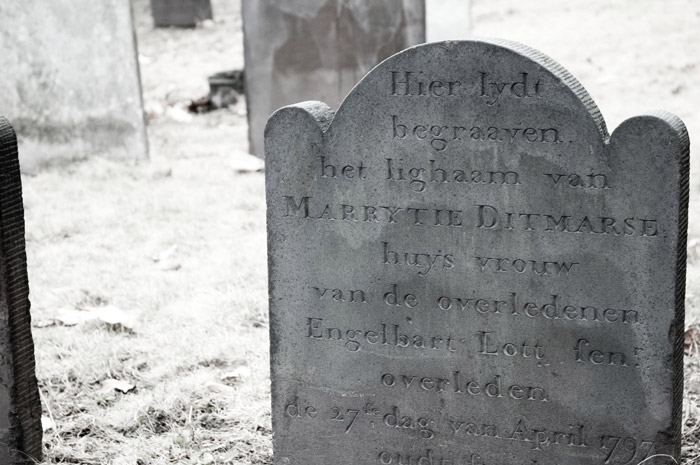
[
  {"x1": 243, "y1": 0, "x2": 425, "y2": 156},
  {"x1": 151, "y1": 0, "x2": 213, "y2": 28},
  {"x1": 0, "y1": 118, "x2": 42, "y2": 463},
  {"x1": 265, "y1": 40, "x2": 688, "y2": 465}
]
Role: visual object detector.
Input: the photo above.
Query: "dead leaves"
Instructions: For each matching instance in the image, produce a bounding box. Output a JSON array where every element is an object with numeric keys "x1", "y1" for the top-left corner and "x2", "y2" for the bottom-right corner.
[
  {"x1": 686, "y1": 326, "x2": 700, "y2": 356},
  {"x1": 152, "y1": 244, "x2": 181, "y2": 271},
  {"x1": 98, "y1": 378, "x2": 136, "y2": 395},
  {"x1": 34, "y1": 305, "x2": 139, "y2": 334}
]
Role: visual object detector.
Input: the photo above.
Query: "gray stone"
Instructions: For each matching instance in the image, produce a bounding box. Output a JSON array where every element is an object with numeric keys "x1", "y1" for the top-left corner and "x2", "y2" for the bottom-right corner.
[
  {"x1": 242, "y1": 0, "x2": 425, "y2": 156},
  {"x1": 265, "y1": 40, "x2": 688, "y2": 465},
  {"x1": 0, "y1": 0, "x2": 148, "y2": 173},
  {"x1": 426, "y1": 0, "x2": 471, "y2": 42},
  {"x1": 0, "y1": 117, "x2": 42, "y2": 464},
  {"x1": 151, "y1": 0, "x2": 213, "y2": 28}
]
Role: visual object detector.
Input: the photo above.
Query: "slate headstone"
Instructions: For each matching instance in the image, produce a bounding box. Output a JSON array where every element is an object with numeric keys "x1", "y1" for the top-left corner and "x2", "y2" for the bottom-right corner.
[
  {"x1": 0, "y1": 117, "x2": 42, "y2": 464},
  {"x1": 265, "y1": 40, "x2": 688, "y2": 465},
  {"x1": 242, "y1": 0, "x2": 426, "y2": 157},
  {"x1": 151, "y1": 0, "x2": 213, "y2": 28},
  {"x1": 0, "y1": 0, "x2": 148, "y2": 173}
]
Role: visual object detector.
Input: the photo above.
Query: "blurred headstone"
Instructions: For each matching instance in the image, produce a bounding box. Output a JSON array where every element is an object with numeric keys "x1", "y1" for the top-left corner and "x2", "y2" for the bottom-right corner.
[
  {"x1": 151, "y1": 0, "x2": 213, "y2": 28},
  {"x1": 265, "y1": 40, "x2": 687, "y2": 465},
  {"x1": 0, "y1": 117, "x2": 42, "y2": 464},
  {"x1": 0, "y1": 0, "x2": 148, "y2": 173},
  {"x1": 242, "y1": 0, "x2": 426, "y2": 157},
  {"x1": 426, "y1": 0, "x2": 471, "y2": 41}
]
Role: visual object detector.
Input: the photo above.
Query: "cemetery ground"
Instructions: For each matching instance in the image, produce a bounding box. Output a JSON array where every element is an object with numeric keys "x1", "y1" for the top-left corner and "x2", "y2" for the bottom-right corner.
[{"x1": 21, "y1": 0, "x2": 700, "y2": 464}]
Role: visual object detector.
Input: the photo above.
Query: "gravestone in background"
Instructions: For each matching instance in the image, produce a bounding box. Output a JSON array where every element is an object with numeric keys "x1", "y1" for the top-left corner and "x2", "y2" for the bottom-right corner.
[
  {"x1": 426, "y1": 0, "x2": 471, "y2": 41},
  {"x1": 0, "y1": 0, "x2": 148, "y2": 173},
  {"x1": 0, "y1": 118, "x2": 43, "y2": 464},
  {"x1": 242, "y1": 0, "x2": 425, "y2": 157},
  {"x1": 151, "y1": 0, "x2": 213, "y2": 27},
  {"x1": 266, "y1": 40, "x2": 688, "y2": 465}
]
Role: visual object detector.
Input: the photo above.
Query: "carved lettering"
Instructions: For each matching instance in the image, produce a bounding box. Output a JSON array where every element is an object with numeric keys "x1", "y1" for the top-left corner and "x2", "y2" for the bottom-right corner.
[
  {"x1": 545, "y1": 172, "x2": 611, "y2": 189},
  {"x1": 319, "y1": 156, "x2": 368, "y2": 180},
  {"x1": 392, "y1": 115, "x2": 562, "y2": 150},
  {"x1": 476, "y1": 256, "x2": 579, "y2": 276},
  {"x1": 381, "y1": 371, "x2": 549, "y2": 402},
  {"x1": 436, "y1": 293, "x2": 639, "y2": 325},
  {"x1": 476, "y1": 204, "x2": 658, "y2": 237},
  {"x1": 382, "y1": 242, "x2": 455, "y2": 276},
  {"x1": 479, "y1": 71, "x2": 542, "y2": 105},
  {"x1": 307, "y1": 318, "x2": 461, "y2": 353},
  {"x1": 386, "y1": 158, "x2": 520, "y2": 192}
]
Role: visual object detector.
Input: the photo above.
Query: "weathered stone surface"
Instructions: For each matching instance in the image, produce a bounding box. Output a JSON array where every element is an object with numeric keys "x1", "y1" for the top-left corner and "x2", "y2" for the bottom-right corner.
[
  {"x1": 266, "y1": 40, "x2": 688, "y2": 465},
  {"x1": 151, "y1": 0, "x2": 213, "y2": 27},
  {"x1": 426, "y1": 0, "x2": 471, "y2": 42},
  {"x1": 0, "y1": 0, "x2": 148, "y2": 173},
  {"x1": 243, "y1": 0, "x2": 425, "y2": 156},
  {"x1": 0, "y1": 118, "x2": 42, "y2": 464}
]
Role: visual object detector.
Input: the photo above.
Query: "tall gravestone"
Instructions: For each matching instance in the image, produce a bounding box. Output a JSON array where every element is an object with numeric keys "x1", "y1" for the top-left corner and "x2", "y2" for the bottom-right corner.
[
  {"x1": 266, "y1": 40, "x2": 688, "y2": 465},
  {"x1": 0, "y1": 0, "x2": 148, "y2": 173},
  {"x1": 151, "y1": 0, "x2": 213, "y2": 28},
  {"x1": 0, "y1": 118, "x2": 42, "y2": 463},
  {"x1": 242, "y1": 0, "x2": 426, "y2": 157}
]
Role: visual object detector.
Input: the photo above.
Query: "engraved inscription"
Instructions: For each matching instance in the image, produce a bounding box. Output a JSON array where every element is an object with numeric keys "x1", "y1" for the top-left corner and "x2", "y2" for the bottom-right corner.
[
  {"x1": 381, "y1": 371, "x2": 549, "y2": 402},
  {"x1": 281, "y1": 196, "x2": 661, "y2": 239},
  {"x1": 477, "y1": 204, "x2": 659, "y2": 236},
  {"x1": 306, "y1": 318, "x2": 461, "y2": 353},
  {"x1": 545, "y1": 172, "x2": 611, "y2": 189},
  {"x1": 436, "y1": 293, "x2": 639, "y2": 325},
  {"x1": 479, "y1": 71, "x2": 542, "y2": 105},
  {"x1": 313, "y1": 286, "x2": 368, "y2": 304},
  {"x1": 574, "y1": 339, "x2": 630, "y2": 367},
  {"x1": 386, "y1": 158, "x2": 520, "y2": 193},
  {"x1": 390, "y1": 71, "x2": 462, "y2": 97},
  {"x1": 319, "y1": 156, "x2": 368, "y2": 180},
  {"x1": 382, "y1": 241, "x2": 455, "y2": 276},
  {"x1": 477, "y1": 331, "x2": 546, "y2": 364},
  {"x1": 388, "y1": 70, "x2": 543, "y2": 106},
  {"x1": 392, "y1": 115, "x2": 562, "y2": 151},
  {"x1": 475, "y1": 256, "x2": 579, "y2": 276}
]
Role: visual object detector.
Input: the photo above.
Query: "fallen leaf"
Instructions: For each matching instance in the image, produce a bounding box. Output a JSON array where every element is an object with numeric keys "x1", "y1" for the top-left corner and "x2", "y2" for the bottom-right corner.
[
  {"x1": 41, "y1": 416, "x2": 55, "y2": 432},
  {"x1": 685, "y1": 327, "x2": 700, "y2": 356},
  {"x1": 99, "y1": 379, "x2": 136, "y2": 395},
  {"x1": 93, "y1": 305, "x2": 138, "y2": 331},
  {"x1": 198, "y1": 452, "x2": 215, "y2": 464},
  {"x1": 221, "y1": 366, "x2": 251, "y2": 384},
  {"x1": 230, "y1": 151, "x2": 264, "y2": 173},
  {"x1": 152, "y1": 244, "x2": 178, "y2": 263},
  {"x1": 33, "y1": 319, "x2": 59, "y2": 328},
  {"x1": 54, "y1": 307, "x2": 95, "y2": 326},
  {"x1": 158, "y1": 259, "x2": 182, "y2": 271},
  {"x1": 219, "y1": 449, "x2": 238, "y2": 463},
  {"x1": 206, "y1": 382, "x2": 235, "y2": 394}
]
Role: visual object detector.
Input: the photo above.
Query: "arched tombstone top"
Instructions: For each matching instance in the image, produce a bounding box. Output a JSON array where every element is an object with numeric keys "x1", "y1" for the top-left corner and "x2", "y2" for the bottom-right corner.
[
  {"x1": 332, "y1": 38, "x2": 608, "y2": 141},
  {"x1": 265, "y1": 40, "x2": 688, "y2": 465}
]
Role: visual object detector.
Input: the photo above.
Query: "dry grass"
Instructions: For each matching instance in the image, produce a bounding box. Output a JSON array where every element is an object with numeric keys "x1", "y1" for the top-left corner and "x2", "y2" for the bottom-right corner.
[
  {"x1": 29, "y1": 156, "x2": 269, "y2": 464},
  {"x1": 22, "y1": 0, "x2": 700, "y2": 463}
]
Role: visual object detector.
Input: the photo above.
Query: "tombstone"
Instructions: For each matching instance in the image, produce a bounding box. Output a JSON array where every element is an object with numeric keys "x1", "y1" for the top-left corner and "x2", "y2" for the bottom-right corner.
[
  {"x1": 426, "y1": 0, "x2": 471, "y2": 42},
  {"x1": 0, "y1": 118, "x2": 43, "y2": 463},
  {"x1": 0, "y1": 0, "x2": 148, "y2": 173},
  {"x1": 265, "y1": 40, "x2": 688, "y2": 465},
  {"x1": 151, "y1": 0, "x2": 213, "y2": 28},
  {"x1": 242, "y1": 0, "x2": 426, "y2": 157}
]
